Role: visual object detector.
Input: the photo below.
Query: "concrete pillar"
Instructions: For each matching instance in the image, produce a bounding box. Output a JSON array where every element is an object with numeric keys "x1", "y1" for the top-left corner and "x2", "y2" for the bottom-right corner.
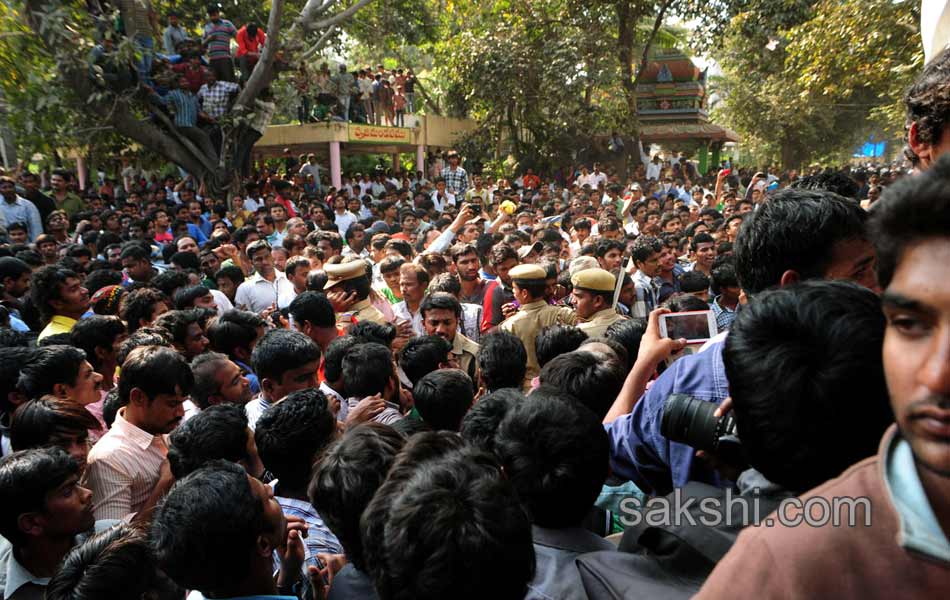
[
  {"x1": 329, "y1": 141, "x2": 342, "y2": 189},
  {"x1": 392, "y1": 153, "x2": 401, "y2": 173},
  {"x1": 76, "y1": 155, "x2": 87, "y2": 191},
  {"x1": 416, "y1": 145, "x2": 425, "y2": 176}
]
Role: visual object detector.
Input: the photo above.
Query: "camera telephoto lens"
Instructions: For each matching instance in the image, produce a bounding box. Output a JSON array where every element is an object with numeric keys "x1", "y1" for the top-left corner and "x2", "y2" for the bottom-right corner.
[{"x1": 661, "y1": 394, "x2": 725, "y2": 452}]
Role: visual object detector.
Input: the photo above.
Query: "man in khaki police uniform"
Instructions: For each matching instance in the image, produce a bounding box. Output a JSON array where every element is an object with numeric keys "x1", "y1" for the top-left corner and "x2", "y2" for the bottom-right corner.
[
  {"x1": 499, "y1": 264, "x2": 577, "y2": 388},
  {"x1": 324, "y1": 260, "x2": 388, "y2": 326},
  {"x1": 573, "y1": 267, "x2": 626, "y2": 338}
]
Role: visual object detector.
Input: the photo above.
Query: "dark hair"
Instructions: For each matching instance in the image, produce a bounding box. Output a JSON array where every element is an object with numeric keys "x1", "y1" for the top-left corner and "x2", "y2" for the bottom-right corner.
[
  {"x1": 18, "y1": 345, "x2": 88, "y2": 399},
  {"x1": 495, "y1": 392, "x2": 609, "y2": 527},
  {"x1": 151, "y1": 270, "x2": 190, "y2": 298},
  {"x1": 10, "y1": 396, "x2": 99, "y2": 452},
  {"x1": 630, "y1": 235, "x2": 662, "y2": 264},
  {"x1": 120, "y1": 288, "x2": 169, "y2": 334},
  {"x1": 30, "y1": 266, "x2": 80, "y2": 323},
  {"x1": 70, "y1": 315, "x2": 126, "y2": 371},
  {"x1": 595, "y1": 239, "x2": 624, "y2": 258},
  {"x1": 119, "y1": 346, "x2": 194, "y2": 405},
  {"x1": 214, "y1": 265, "x2": 245, "y2": 288},
  {"x1": 378, "y1": 255, "x2": 405, "y2": 275},
  {"x1": 251, "y1": 329, "x2": 321, "y2": 382},
  {"x1": 734, "y1": 188, "x2": 867, "y2": 295},
  {"x1": 343, "y1": 342, "x2": 395, "y2": 398},
  {"x1": 288, "y1": 291, "x2": 335, "y2": 328},
  {"x1": 789, "y1": 172, "x2": 859, "y2": 199},
  {"x1": 309, "y1": 423, "x2": 406, "y2": 571},
  {"x1": 538, "y1": 350, "x2": 625, "y2": 419},
  {"x1": 489, "y1": 243, "x2": 518, "y2": 267},
  {"x1": 173, "y1": 285, "x2": 212, "y2": 309},
  {"x1": 349, "y1": 320, "x2": 396, "y2": 346},
  {"x1": 710, "y1": 256, "x2": 739, "y2": 294},
  {"x1": 535, "y1": 324, "x2": 588, "y2": 368},
  {"x1": 46, "y1": 523, "x2": 169, "y2": 600},
  {"x1": 903, "y1": 47, "x2": 950, "y2": 165},
  {"x1": 459, "y1": 388, "x2": 524, "y2": 453},
  {"x1": 167, "y1": 403, "x2": 250, "y2": 479},
  {"x1": 412, "y1": 369, "x2": 473, "y2": 431},
  {"x1": 723, "y1": 281, "x2": 893, "y2": 491},
  {"x1": 207, "y1": 309, "x2": 266, "y2": 360},
  {"x1": 0, "y1": 347, "x2": 34, "y2": 414},
  {"x1": 116, "y1": 327, "x2": 172, "y2": 366},
  {"x1": 869, "y1": 153, "x2": 950, "y2": 287},
  {"x1": 419, "y1": 292, "x2": 462, "y2": 319},
  {"x1": 323, "y1": 336, "x2": 358, "y2": 384},
  {"x1": 398, "y1": 335, "x2": 452, "y2": 386},
  {"x1": 189, "y1": 352, "x2": 234, "y2": 409},
  {"x1": 0, "y1": 447, "x2": 79, "y2": 545},
  {"x1": 0, "y1": 256, "x2": 31, "y2": 284},
  {"x1": 84, "y1": 269, "x2": 124, "y2": 296},
  {"x1": 255, "y1": 388, "x2": 336, "y2": 491},
  {"x1": 361, "y1": 447, "x2": 534, "y2": 600},
  {"x1": 679, "y1": 270, "x2": 710, "y2": 294},
  {"x1": 477, "y1": 332, "x2": 527, "y2": 392},
  {"x1": 604, "y1": 318, "x2": 646, "y2": 369},
  {"x1": 152, "y1": 309, "x2": 207, "y2": 350},
  {"x1": 151, "y1": 461, "x2": 267, "y2": 594},
  {"x1": 119, "y1": 242, "x2": 150, "y2": 263}
]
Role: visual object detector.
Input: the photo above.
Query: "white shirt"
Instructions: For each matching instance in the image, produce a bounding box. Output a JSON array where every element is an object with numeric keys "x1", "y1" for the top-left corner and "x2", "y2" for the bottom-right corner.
[
  {"x1": 244, "y1": 195, "x2": 263, "y2": 212},
  {"x1": 334, "y1": 210, "x2": 358, "y2": 235},
  {"x1": 430, "y1": 190, "x2": 456, "y2": 212},
  {"x1": 209, "y1": 289, "x2": 233, "y2": 316},
  {"x1": 392, "y1": 300, "x2": 425, "y2": 336},
  {"x1": 234, "y1": 270, "x2": 296, "y2": 313}
]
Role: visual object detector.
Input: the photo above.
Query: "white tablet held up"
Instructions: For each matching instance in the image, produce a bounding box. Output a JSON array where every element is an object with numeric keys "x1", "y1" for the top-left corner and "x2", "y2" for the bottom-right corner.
[{"x1": 658, "y1": 310, "x2": 718, "y2": 343}]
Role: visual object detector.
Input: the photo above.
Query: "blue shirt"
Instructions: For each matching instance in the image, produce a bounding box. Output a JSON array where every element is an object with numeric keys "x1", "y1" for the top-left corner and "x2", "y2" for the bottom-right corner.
[
  {"x1": 186, "y1": 222, "x2": 209, "y2": 246},
  {"x1": 605, "y1": 340, "x2": 729, "y2": 495},
  {"x1": 166, "y1": 89, "x2": 200, "y2": 128},
  {"x1": 1, "y1": 196, "x2": 44, "y2": 241}
]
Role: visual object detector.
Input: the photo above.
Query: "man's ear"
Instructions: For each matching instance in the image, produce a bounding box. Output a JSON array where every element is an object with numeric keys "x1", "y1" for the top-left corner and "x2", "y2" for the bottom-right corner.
[
  {"x1": 908, "y1": 121, "x2": 931, "y2": 166},
  {"x1": 260, "y1": 377, "x2": 276, "y2": 399},
  {"x1": 94, "y1": 346, "x2": 110, "y2": 365},
  {"x1": 778, "y1": 270, "x2": 800, "y2": 288},
  {"x1": 18, "y1": 512, "x2": 44, "y2": 538},
  {"x1": 129, "y1": 387, "x2": 148, "y2": 407},
  {"x1": 52, "y1": 382, "x2": 70, "y2": 400},
  {"x1": 255, "y1": 533, "x2": 275, "y2": 557}
]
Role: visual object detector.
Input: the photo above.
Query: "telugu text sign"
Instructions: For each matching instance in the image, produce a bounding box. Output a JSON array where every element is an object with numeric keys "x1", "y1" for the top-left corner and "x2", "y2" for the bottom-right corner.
[{"x1": 347, "y1": 124, "x2": 412, "y2": 144}]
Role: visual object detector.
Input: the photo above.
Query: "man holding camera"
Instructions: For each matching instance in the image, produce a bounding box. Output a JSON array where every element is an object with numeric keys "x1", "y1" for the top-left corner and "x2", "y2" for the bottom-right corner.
[
  {"x1": 605, "y1": 187, "x2": 878, "y2": 495},
  {"x1": 696, "y1": 154, "x2": 950, "y2": 597}
]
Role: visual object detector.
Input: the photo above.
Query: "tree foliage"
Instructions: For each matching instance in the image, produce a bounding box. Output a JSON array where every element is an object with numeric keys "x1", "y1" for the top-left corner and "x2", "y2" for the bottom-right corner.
[{"x1": 710, "y1": 0, "x2": 921, "y2": 168}]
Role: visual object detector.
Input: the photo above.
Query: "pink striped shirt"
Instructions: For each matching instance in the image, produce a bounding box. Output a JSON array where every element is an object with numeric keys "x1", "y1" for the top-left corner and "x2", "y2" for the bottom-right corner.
[{"x1": 85, "y1": 408, "x2": 167, "y2": 521}]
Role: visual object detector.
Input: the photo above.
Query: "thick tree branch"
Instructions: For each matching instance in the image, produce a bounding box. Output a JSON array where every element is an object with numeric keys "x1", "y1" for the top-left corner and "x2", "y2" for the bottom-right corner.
[
  {"x1": 303, "y1": 0, "x2": 374, "y2": 32},
  {"x1": 111, "y1": 105, "x2": 209, "y2": 177},
  {"x1": 235, "y1": 0, "x2": 286, "y2": 109},
  {"x1": 297, "y1": 0, "x2": 337, "y2": 29}
]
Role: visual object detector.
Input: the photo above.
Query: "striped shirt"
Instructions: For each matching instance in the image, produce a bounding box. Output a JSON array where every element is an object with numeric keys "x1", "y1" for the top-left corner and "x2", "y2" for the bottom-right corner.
[
  {"x1": 85, "y1": 409, "x2": 168, "y2": 520},
  {"x1": 630, "y1": 269, "x2": 658, "y2": 319},
  {"x1": 202, "y1": 19, "x2": 237, "y2": 60},
  {"x1": 274, "y1": 496, "x2": 343, "y2": 572},
  {"x1": 165, "y1": 89, "x2": 199, "y2": 127}
]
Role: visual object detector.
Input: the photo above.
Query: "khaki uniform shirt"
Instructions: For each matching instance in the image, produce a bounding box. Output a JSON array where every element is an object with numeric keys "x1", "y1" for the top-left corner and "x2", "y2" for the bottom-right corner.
[
  {"x1": 500, "y1": 300, "x2": 577, "y2": 388},
  {"x1": 577, "y1": 307, "x2": 626, "y2": 339},
  {"x1": 338, "y1": 299, "x2": 388, "y2": 326},
  {"x1": 451, "y1": 331, "x2": 480, "y2": 382}
]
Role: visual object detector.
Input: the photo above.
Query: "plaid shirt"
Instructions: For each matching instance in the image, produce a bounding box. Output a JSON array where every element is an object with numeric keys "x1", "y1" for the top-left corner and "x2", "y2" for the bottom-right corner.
[
  {"x1": 711, "y1": 295, "x2": 738, "y2": 331},
  {"x1": 441, "y1": 165, "x2": 469, "y2": 197},
  {"x1": 630, "y1": 269, "x2": 659, "y2": 319},
  {"x1": 197, "y1": 80, "x2": 239, "y2": 119}
]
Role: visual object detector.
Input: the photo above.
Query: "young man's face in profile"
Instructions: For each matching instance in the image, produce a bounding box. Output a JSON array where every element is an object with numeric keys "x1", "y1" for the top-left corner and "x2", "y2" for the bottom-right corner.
[{"x1": 881, "y1": 238, "x2": 950, "y2": 478}]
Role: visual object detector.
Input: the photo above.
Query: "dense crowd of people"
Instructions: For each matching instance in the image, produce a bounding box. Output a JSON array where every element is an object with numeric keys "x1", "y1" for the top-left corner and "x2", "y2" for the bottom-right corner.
[{"x1": 0, "y1": 36, "x2": 949, "y2": 600}]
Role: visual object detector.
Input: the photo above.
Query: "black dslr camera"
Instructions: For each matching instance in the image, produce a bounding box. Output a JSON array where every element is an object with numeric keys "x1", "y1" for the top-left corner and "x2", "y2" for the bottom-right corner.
[{"x1": 661, "y1": 394, "x2": 743, "y2": 465}]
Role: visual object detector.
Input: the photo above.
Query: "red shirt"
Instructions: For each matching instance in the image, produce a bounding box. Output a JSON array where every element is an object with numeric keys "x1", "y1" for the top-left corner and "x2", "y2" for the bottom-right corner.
[
  {"x1": 274, "y1": 194, "x2": 297, "y2": 218},
  {"x1": 236, "y1": 26, "x2": 266, "y2": 57},
  {"x1": 172, "y1": 63, "x2": 206, "y2": 94},
  {"x1": 523, "y1": 173, "x2": 541, "y2": 190}
]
